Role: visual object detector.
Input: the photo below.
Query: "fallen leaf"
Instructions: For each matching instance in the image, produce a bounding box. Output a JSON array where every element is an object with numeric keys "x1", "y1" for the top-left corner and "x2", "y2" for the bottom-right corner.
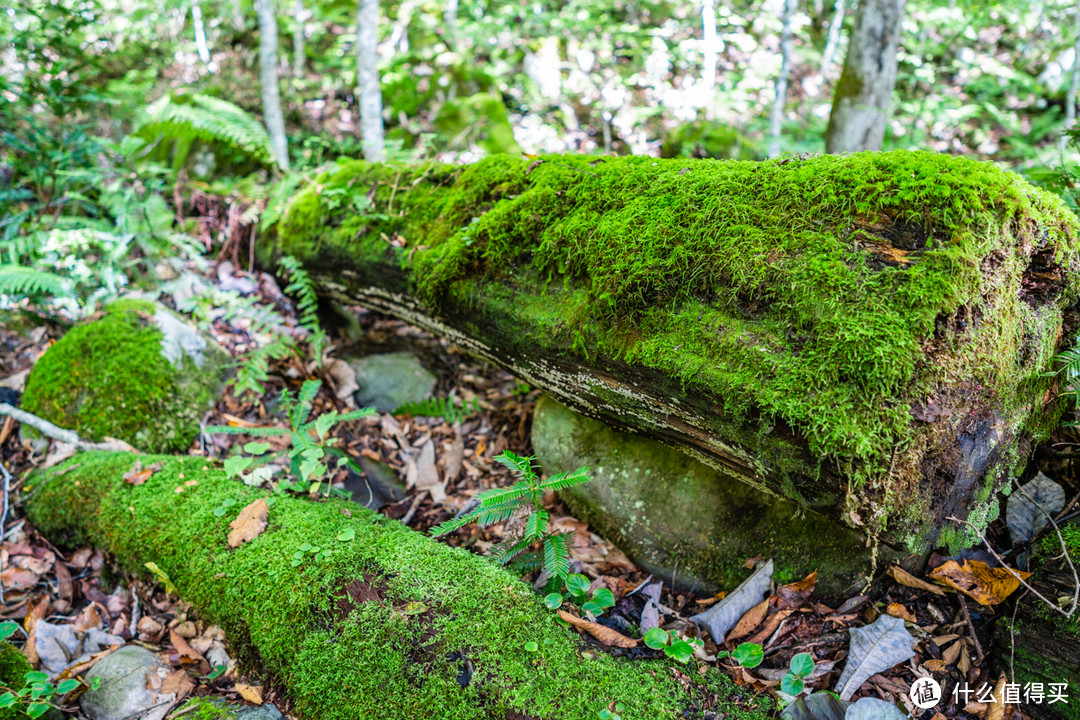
[
  {"x1": 885, "y1": 602, "x2": 916, "y2": 623},
  {"x1": 747, "y1": 608, "x2": 794, "y2": 647},
  {"x1": 324, "y1": 358, "x2": 359, "y2": 405},
  {"x1": 161, "y1": 669, "x2": 195, "y2": 699},
  {"x1": 834, "y1": 614, "x2": 916, "y2": 700},
  {"x1": 235, "y1": 682, "x2": 264, "y2": 703},
  {"x1": 692, "y1": 558, "x2": 773, "y2": 644},
  {"x1": 728, "y1": 599, "x2": 770, "y2": 641},
  {"x1": 123, "y1": 460, "x2": 163, "y2": 485},
  {"x1": 71, "y1": 604, "x2": 102, "y2": 633},
  {"x1": 228, "y1": 498, "x2": 269, "y2": 548},
  {"x1": 886, "y1": 565, "x2": 946, "y2": 596},
  {"x1": 923, "y1": 659, "x2": 947, "y2": 672},
  {"x1": 1006, "y1": 472, "x2": 1066, "y2": 546},
  {"x1": 928, "y1": 559, "x2": 1030, "y2": 606},
  {"x1": 406, "y1": 440, "x2": 445, "y2": 504},
  {"x1": 638, "y1": 581, "x2": 663, "y2": 634},
  {"x1": 171, "y1": 628, "x2": 210, "y2": 674},
  {"x1": 844, "y1": 697, "x2": 909, "y2": 720},
  {"x1": 986, "y1": 673, "x2": 1007, "y2": 720},
  {"x1": 21, "y1": 595, "x2": 49, "y2": 664},
  {"x1": 557, "y1": 609, "x2": 637, "y2": 648},
  {"x1": 776, "y1": 570, "x2": 817, "y2": 610},
  {"x1": 0, "y1": 567, "x2": 38, "y2": 590}
]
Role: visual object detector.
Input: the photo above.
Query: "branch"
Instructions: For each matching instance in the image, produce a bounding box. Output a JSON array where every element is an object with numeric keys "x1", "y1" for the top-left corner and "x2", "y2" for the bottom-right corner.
[{"x1": 0, "y1": 403, "x2": 139, "y2": 454}]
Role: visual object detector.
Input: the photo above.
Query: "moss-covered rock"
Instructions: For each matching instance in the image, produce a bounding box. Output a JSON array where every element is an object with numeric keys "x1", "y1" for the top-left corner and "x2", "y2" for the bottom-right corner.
[
  {"x1": 0, "y1": 641, "x2": 31, "y2": 719},
  {"x1": 532, "y1": 395, "x2": 887, "y2": 594},
  {"x1": 26, "y1": 452, "x2": 771, "y2": 720},
  {"x1": 265, "y1": 151, "x2": 1080, "y2": 554},
  {"x1": 20, "y1": 299, "x2": 229, "y2": 454}
]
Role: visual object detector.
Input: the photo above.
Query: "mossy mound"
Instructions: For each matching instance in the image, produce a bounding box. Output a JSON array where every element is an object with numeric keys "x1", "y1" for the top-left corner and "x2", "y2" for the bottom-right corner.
[
  {"x1": 26, "y1": 452, "x2": 770, "y2": 720},
  {"x1": 20, "y1": 299, "x2": 228, "y2": 454},
  {"x1": 659, "y1": 121, "x2": 761, "y2": 160},
  {"x1": 0, "y1": 641, "x2": 31, "y2": 719},
  {"x1": 267, "y1": 151, "x2": 1080, "y2": 552}
]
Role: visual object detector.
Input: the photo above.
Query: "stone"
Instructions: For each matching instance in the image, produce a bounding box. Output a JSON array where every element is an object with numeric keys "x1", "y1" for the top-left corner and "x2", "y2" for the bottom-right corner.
[
  {"x1": 178, "y1": 698, "x2": 285, "y2": 719},
  {"x1": 343, "y1": 457, "x2": 406, "y2": 510},
  {"x1": 531, "y1": 395, "x2": 885, "y2": 595},
  {"x1": 20, "y1": 299, "x2": 230, "y2": 453},
  {"x1": 81, "y1": 645, "x2": 176, "y2": 720},
  {"x1": 348, "y1": 352, "x2": 435, "y2": 413}
]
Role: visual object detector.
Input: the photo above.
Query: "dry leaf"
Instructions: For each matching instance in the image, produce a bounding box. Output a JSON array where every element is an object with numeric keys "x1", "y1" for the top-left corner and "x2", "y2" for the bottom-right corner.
[
  {"x1": 886, "y1": 565, "x2": 946, "y2": 596},
  {"x1": 161, "y1": 669, "x2": 195, "y2": 699},
  {"x1": 557, "y1": 609, "x2": 637, "y2": 648},
  {"x1": 942, "y1": 639, "x2": 962, "y2": 665},
  {"x1": 728, "y1": 599, "x2": 770, "y2": 641},
  {"x1": 21, "y1": 596, "x2": 49, "y2": 665},
  {"x1": 0, "y1": 567, "x2": 38, "y2": 590},
  {"x1": 923, "y1": 659, "x2": 947, "y2": 672},
  {"x1": 747, "y1": 608, "x2": 794, "y2": 647},
  {"x1": 776, "y1": 570, "x2": 817, "y2": 610},
  {"x1": 171, "y1": 629, "x2": 209, "y2": 675},
  {"x1": 228, "y1": 499, "x2": 268, "y2": 548},
  {"x1": 885, "y1": 602, "x2": 916, "y2": 623},
  {"x1": 235, "y1": 682, "x2": 264, "y2": 703},
  {"x1": 928, "y1": 559, "x2": 1030, "y2": 606},
  {"x1": 72, "y1": 604, "x2": 102, "y2": 633},
  {"x1": 123, "y1": 460, "x2": 162, "y2": 485},
  {"x1": 986, "y1": 674, "x2": 1007, "y2": 720}
]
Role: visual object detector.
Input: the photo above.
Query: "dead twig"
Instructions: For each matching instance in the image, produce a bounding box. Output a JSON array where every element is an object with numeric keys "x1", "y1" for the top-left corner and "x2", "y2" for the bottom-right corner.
[
  {"x1": 400, "y1": 492, "x2": 425, "y2": 527},
  {"x1": 957, "y1": 595, "x2": 984, "y2": 663},
  {"x1": 0, "y1": 403, "x2": 139, "y2": 454}
]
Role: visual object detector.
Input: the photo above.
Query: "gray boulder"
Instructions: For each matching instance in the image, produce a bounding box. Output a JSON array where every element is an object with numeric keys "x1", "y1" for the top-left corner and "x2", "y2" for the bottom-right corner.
[
  {"x1": 348, "y1": 352, "x2": 436, "y2": 413},
  {"x1": 81, "y1": 645, "x2": 176, "y2": 720},
  {"x1": 531, "y1": 396, "x2": 887, "y2": 594}
]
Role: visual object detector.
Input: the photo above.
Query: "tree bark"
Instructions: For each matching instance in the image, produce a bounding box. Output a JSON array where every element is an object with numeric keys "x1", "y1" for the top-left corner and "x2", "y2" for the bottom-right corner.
[
  {"x1": 820, "y1": 0, "x2": 845, "y2": 81},
  {"x1": 356, "y1": 0, "x2": 386, "y2": 162},
  {"x1": 1061, "y1": 25, "x2": 1080, "y2": 152},
  {"x1": 255, "y1": 0, "x2": 290, "y2": 168},
  {"x1": 27, "y1": 452, "x2": 765, "y2": 720},
  {"x1": 825, "y1": 0, "x2": 906, "y2": 153},
  {"x1": 293, "y1": 0, "x2": 306, "y2": 78},
  {"x1": 192, "y1": 0, "x2": 211, "y2": 65},
  {"x1": 264, "y1": 154, "x2": 1080, "y2": 556},
  {"x1": 701, "y1": 0, "x2": 719, "y2": 118},
  {"x1": 768, "y1": 0, "x2": 798, "y2": 157}
]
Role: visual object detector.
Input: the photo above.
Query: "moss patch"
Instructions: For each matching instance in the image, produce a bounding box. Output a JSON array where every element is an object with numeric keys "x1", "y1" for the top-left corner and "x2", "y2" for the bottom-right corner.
[
  {"x1": 27, "y1": 452, "x2": 770, "y2": 720},
  {"x1": 0, "y1": 642, "x2": 31, "y2": 719},
  {"x1": 20, "y1": 299, "x2": 228, "y2": 453},
  {"x1": 269, "y1": 152, "x2": 1080, "y2": 551}
]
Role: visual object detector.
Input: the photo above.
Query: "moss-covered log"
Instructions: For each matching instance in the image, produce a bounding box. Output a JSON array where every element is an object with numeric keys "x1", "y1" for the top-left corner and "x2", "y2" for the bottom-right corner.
[
  {"x1": 264, "y1": 151, "x2": 1080, "y2": 555},
  {"x1": 26, "y1": 452, "x2": 769, "y2": 720},
  {"x1": 992, "y1": 522, "x2": 1080, "y2": 720}
]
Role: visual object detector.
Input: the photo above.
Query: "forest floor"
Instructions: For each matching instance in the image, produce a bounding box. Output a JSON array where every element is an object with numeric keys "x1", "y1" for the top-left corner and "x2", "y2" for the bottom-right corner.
[{"x1": 0, "y1": 250, "x2": 1074, "y2": 719}]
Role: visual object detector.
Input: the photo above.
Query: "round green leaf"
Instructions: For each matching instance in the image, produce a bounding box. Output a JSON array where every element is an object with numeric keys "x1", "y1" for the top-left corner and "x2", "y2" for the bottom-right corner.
[
  {"x1": 0, "y1": 622, "x2": 18, "y2": 641},
  {"x1": 23, "y1": 671, "x2": 48, "y2": 684},
  {"x1": 790, "y1": 652, "x2": 814, "y2": 677},
  {"x1": 732, "y1": 642, "x2": 764, "y2": 669},
  {"x1": 524, "y1": 641, "x2": 538, "y2": 652},
  {"x1": 663, "y1": 638, "x2": 694, "y2": 663},
  {"x1": 543, "y1": 593, "x2": 563, "y2": 610},
  {"x1": 781, "y1": 673, "x2": 805, "y2": 696},
  {"x1": 565, "y1": 574, "x2": 589, "y2": 597},
  {"x1": 337, "y1": 527, "x2": 356, "y2": 542},
  {"x1": 643, "y1": 627, "x2": 669, "y2": 650},
  {"x1": 27, "y1": 702, "x2": 49, "y2": 719},
  {"x1": 0, "y1": 694, "x2": 15, "y2": 709},
  {"x1": 243, "y1": 441, "x2": 272, "y2": 455},
  {"x1": 57, "y1": 678, "x2": 80, "y2": 694},
  {"x1": 591, "y1": 587, "x2": 615, "y2": 609}
]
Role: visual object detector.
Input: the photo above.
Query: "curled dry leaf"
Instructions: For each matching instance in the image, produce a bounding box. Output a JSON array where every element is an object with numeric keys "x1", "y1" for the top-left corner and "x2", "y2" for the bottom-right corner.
[
  {"x1": 728, "y1": 599, "x2": 770, "y2": 641},
  {"x1": 776, "y1": 570, "x2": 817, "y2": 610},
  {"x1": 227, "y1": 498, "x2": 269, "y2": 548},
  {"x1": 235, "y1": 682, "x2": 264, "y2": 704},
  {"x1": 161, "y1": 669, "x2": 195, "y2": 700},
  {"x1": 557, "y1": 609, "x2": 638, "y2": 648},
  {"x1": 886, "y1": 565, "x2": 946, "y2": 596},
  {"x1": 171, "y1": 628, "x2": 210, "y2": 675},
  {"x1": 884, "y1": 602, "x2": 916, "y2": 623},
  {"x1": 122, "y1": 460, "x2": 163, "y2": 485},
  {"x1": 927, "y1": 559, "x2": 1030, "y2": 606}
]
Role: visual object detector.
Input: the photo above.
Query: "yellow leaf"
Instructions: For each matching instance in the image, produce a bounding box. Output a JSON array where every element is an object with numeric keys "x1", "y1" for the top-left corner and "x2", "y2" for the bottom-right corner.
[
  {"x1": 927, "y1": 559, "x2": 1030, "y2": 606},
  {"x1": 228, "y1": 499, "x2": 269, "y2": 549},
  {"x1": 235, "y1": 682, "x2": 263, "y2": 704}
]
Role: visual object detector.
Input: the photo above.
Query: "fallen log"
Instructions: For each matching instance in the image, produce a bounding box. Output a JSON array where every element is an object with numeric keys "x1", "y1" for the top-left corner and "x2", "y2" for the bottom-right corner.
[
  {"x1": 26, "y1": 452, "x2": 768, "y2": 720},
  {"x1": 263, "y1": 151, "x2": 1080, "y2": 556}
]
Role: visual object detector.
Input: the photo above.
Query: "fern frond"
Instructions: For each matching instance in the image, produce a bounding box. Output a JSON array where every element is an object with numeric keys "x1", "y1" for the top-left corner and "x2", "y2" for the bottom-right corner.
[
  {"x1": 291, "y1": 379, "x2": 321, "y2": 428},
  {"x1": 204, "y1": 424, "x2": 291, "y2": 436},
  {"x1": 278, "y1": 255, "x2": 321, "y2": 333},
  {"x1": 476, "y1": 481, "x2": 532, "y2": 507},
  {"x1": 507, "y1": 551, "x2": 543, "y2": 575},
  {"x1": 543, "y1": 532, "x2": 572, "y2": 581},
  {"x1": 336, "y1": 408, "x2": 378, "y2": 422},
  {"x1": 540, "y1": 466, "x2": 593, "y2": 492},
  {"x1": 496, "y1": 536, "x2": 536, "y2": 566},
  {"x1": 232, "y1": 336, "x2": 295, "y2": 400},
  {"x1": 429, "y1": 511, "x2": 484, "y2": 537},
  {"x1": 524, "y1": 509, "x2": 549, "y2": 541},
  {"x1": 494, "y1": 450, "x2": 538, "y2": 480},
  {"x1": 0, "y1": 265, "x2": 71, "y2": 299},
  {"x1": 393, "y1": 396, "x2": 480, "y2": 424},
  {"x1": 134, "y1": 92, "x2": 277, "y2": 167}
]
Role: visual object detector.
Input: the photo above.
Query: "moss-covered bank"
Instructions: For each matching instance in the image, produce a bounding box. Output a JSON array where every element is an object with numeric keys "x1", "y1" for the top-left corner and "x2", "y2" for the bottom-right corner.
[
  {"x1": 20, "y1": 299, "x2": 229, "y2": 454},
  {"x1": 266, "y1": 151, "x2": 1080, "y2": 553},
  {"x1": 27, "y1": 453, "x2": 769, "y2": 720}
]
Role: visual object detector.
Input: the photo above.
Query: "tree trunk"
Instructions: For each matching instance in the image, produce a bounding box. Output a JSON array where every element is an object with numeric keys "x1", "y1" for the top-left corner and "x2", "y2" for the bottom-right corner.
[
  {"x1": 768, "y1": 0, "x2": 798, "y2": 157},
  {"x1": 264, "y1": 153, "x2": 1080, "y2": 556},
  {"x1": 444, "y1": 0, "x2": 458, "y2": 37},
  {"x1": 356, "y1": 0, "x2": 386, "y2": 162},
  {"x1": 255, "y1": 0, "x2": 290, "y2": 168},
  {"x1": 825, "y1": 0, "x2": 906, "y2": 153},
  {"x1": 192, "y1": 0, "x2": 211, "y2": 65},
  {"x1": 1061, "y1": 26, "x2": 1080, "y2": 152},
  {"x1": 293, "y1": 0, "x2": 306, "y2": 78},
  {"x1": 820, "y1": 0, "x2": 845, "y2": 81},
  {"x1": 27, "y1": 452, "x2": 767, "y2": 720},
  {"x1": 701, "y1": 0, "x2": 719, "y2": 118}
]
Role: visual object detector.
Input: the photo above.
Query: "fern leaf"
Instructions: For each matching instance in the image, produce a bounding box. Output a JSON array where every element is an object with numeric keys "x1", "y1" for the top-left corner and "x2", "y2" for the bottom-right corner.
[
  {"x1": 494, "y1": 450, "x2": 539, "y2": 480},
  {"x1": 0, "y1": 265, "x2": 72, "y2": 299},
  {"x1": 204, "y1": 425, "x2": 291, "y2": 436},
  {"x1": 134, "y1": 92, "x2": 277, "y2": 167},
  {"x1": 540, "y1": 466, "x2": 593, "y2": 492},
  {"x1": 524, "y1": 509, "x2": 549, "y2": 541},
  {"x1": 543, "y1": 532, "x2": 572, "y2": 581},
  {"x1": 476, "y1": 482, "x2": 532, "y2": 507},
  {"x1": 291, "y1": 379, "x2": 321, "y2": 428}
]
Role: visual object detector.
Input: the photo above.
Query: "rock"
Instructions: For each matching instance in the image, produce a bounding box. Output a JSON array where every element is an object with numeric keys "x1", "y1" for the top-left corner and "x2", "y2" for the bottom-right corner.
[
  {"x1": 178, "y1": 698, "x2": 285, "y2": 719},
  {"x1": 343, "y1": 457, "x2": 406, "y2": 510},
  {"x1": 20, "y1": 299, "x2": 230, "y2": 453},
  {"x1": 531, "y1": 395, "x2": 889, "y2": 594},
  {"x1": 348, "y1": 352, "x2": 435, "y2": 413},
  {"x1": 82, "y1": 645, "x2": 176, "y2": 720}
]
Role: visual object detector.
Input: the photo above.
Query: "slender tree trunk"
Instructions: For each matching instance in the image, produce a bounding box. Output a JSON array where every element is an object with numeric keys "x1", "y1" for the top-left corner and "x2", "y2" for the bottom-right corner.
[
  {"x1": 192, "y1": 0, "x2": 211, "y2": 65},
  {"x1": 356, "y1": 0, "x2": 386, "y2": 162},
  {"x1": 825, "y1": 0, "x2": 907, "y2": 153},
  {"x1": 231, "y1": 0, "x2": 245, "y2": 31},
  {"x1": 768, "y1": 0, "x2": 798, "y2": 157},
  {"x1": 1061, "y1": 25, "x2": 1080, "y2": 152},
  {"x1": 820, "y1": 0, "x2": 845, "y2": 80},
  {"x1": 701, "y1": 0, "x2": 719, "y2": 118},
  {"x1": 255, "y1": 0, "x2": 290, "y2": 168},
  {"x1": 293, "y1": 0, "x2": 306, "y2": 78},
  {"x1": 444, "y1": 0, "x2": 458, "y2": 36}
]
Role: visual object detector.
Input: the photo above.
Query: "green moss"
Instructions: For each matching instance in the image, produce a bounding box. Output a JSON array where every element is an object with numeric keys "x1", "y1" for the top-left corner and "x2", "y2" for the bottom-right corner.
[
  {"x1": 174, "y1": 698, "x2": 237, "y2": 720},
  {"x1": 20, "y1": 299, "x2": 227, "y2": 453},
  {"x1": 270, "y1": 152, "x2": 1080, "y2": 550},
  {"x1": 0, "y1": 642, "x2": 31, "y2": 719},
  {"x1": 27, "y1": 453, "x2": 770, "y2": 720}
]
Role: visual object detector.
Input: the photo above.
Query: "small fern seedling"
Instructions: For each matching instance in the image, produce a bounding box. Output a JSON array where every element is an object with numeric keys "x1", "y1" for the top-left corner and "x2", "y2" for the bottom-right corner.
[
  {"x1": 430, "y1": 451, "x2": 592, "y2": 588},
  {"x1": 394, "y1": 396, "x2": 481, "y2": 424}
]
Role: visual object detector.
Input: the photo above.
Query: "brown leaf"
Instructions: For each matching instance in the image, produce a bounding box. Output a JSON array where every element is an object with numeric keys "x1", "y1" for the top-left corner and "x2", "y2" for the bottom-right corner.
[
  {"x1": 235, "y1": 682, "x2": 264, "y2": 703},
  {"x1": 0, "y1": 567, "x2": 38, "y2": 590},
  {"x1": 171, "y1": 629, "x2": 210, "y2": 675},
  {"x1": 228, "y1": 499, "x2": 269, "y2": 548},
  {"x1": 21, "y1": 596, "x2": 49, "y2": 664},
  {"x1": 54, "y1": 561, "x2": 73, "y2": 612},
  {"x1": 923, "y1": 659, "x2": 947, "y2": 672},
  {"x1": 885, "y1": 602, "x2": 916, "y2": 623},
  {"x1": 123, "y1": 460, "x2": 162, "y2": 485},
  {"x1": 886, "y1": 565, "x2": 946, "y2": 596},
  {"x1": 746, "y1": 608, "x2": 794, "y2": 647},
  {"x1": 942, "y1": 639, "x2": 962, "y2": 665},
  {"x1": 161, "y1": 669, "x2": 195, "y2": 700},
  {"x1": 557, "y1": 609, "x2": 637, "y2": 648},
  {"x1": 776, "y1": 570, "x2": 817, "y2": 610},
  {"x1": 728, "y1": 599, "x2": 770, "y2": 641},
  {"x1": 71, "y1": 604, "x2": 102, "y2": 633},
  {"x1": 927, "y1": 559, "x2": 1031, "y2": 606},
  {"x1": 986, "y1": 673, "x2": 1007, "y2": 720}
]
